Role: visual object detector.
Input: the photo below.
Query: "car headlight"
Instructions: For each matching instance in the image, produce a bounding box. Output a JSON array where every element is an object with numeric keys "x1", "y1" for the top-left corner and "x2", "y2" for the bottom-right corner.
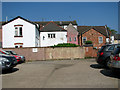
[{"x1": 1, "y1": 58, "x2": 10, "y2": 67}]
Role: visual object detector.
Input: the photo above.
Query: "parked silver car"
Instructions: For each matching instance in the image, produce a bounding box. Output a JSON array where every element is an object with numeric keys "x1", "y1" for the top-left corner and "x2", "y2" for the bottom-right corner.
[
  {"x1": 0, "y1": 53, "x2": 17, "y2": 71},
  {"x1": 107, "y1": 47, "x2": 120, "y2": 72}
]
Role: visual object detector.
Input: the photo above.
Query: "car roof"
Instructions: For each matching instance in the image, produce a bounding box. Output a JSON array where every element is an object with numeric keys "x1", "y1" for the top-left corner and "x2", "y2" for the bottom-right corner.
[{"x1": 102, "y1": 44, "x2": 120, "y2": 47}]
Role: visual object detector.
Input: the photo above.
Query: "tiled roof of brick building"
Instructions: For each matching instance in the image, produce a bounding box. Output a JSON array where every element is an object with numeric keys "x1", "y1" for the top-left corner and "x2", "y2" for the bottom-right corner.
[{"x1": 77, "y1": 26, "x2": 109, "y2": 37}]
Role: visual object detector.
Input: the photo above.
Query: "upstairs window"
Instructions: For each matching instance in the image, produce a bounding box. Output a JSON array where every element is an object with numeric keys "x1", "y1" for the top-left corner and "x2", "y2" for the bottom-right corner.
[
  {"x1": 19, "y1": 27, "x2": 22, "y2": 36},
  {"x1": 99, "y1": 37, "x2": 103, "y2": 43},
  {"x1": 14, "y1": 25, "x2": 23, "y2": 37},
  {"x1": 48, "y1": 34, "x2": 56, "y2": 38},
  {"x1": 15, "y1": 27, "x2": 18, "y2": 36}
]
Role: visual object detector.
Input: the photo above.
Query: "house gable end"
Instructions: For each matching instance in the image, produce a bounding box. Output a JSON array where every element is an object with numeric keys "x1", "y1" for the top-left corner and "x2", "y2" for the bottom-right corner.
[{"x1": 2, "y1": 16, "x2": 36, "y2": 26}]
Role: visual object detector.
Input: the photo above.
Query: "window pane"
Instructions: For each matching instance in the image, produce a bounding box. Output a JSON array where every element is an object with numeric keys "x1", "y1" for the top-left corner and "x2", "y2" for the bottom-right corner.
[
  {"x1": 69, "y1": 37, "x2": 71, "y2": 42},
  {"x1": 15, "y1": 27, "x2": 18, "y2": 29},
  {"x1": 48, "y1": 34, "x2": 50, "y2": 38},
  {"x1": 15, "y1": 27, "x2": 18, "y2": 36},
  {"x1": 51, "y1": 34, "x2": 53, "y2": 38},
  {"x1": 15, "y1": 46, "x2": 18, "y2": 48},
  {"x1": 83, "y1": 37, "x2": 86, "y2": 43},
  {"x1": 99, "y1": 37, "x2": 103, "y2": 43},
  {"x1": 43, "y1": 36, "x2": 45, "y2": 40},
  {"x1": 53, "y1": 34, "x2": 55, "y2": 38},
  {"x1": 74, "y1": 37, "x2": 76, "y2": 41},
  {"x1": 108, "y1": 45, "x2": 114, "y2": 51},
  {"x1": 20, "y1": 27, "x2": 22, "y2": 36},
  {"x1": 15, "y1": 29, "x2": 18, "y2": 36}
]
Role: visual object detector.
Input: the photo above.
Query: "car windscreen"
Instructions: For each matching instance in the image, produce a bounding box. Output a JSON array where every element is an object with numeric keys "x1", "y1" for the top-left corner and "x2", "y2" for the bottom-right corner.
[
  {"x1": 10, "y1": 51, "x2": 17, "y2": 55},
  {"x1": 113, "y1": 48, "x2": 120, "y2": 55},
  {"x1": 98, "y1": 46, "x2": 106, "y2": 52},
  {"x1": 6, "y1": 51, "x2": 12, "y2": 54}
]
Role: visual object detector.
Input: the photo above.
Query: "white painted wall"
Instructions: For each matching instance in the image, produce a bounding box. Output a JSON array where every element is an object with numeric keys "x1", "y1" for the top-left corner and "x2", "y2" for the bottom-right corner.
[
  {"x1": 106, "y1": 38, "x2": 109, "y2": 43},
  {"x1": 40, "y1": 32, "x2": 67, "y2": 47},
  {"x1": 110, "y1": 36, "x2": 114, "y2": 44},
  {"x1": 2, "y1": 18, "x2": 39, "y2": 48}
]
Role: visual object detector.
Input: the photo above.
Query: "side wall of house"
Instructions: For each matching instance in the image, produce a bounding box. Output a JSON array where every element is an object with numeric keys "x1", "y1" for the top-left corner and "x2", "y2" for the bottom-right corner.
[
  {"x1": 0, "y1": 29, "x2": 2, "y2": 42},
  {"x1": 67, "y1": 27, "x2": 78, "y2": 45},
  {"x1": 2, "y1": 18, "x2": 36, "y2": 48},
  {"x1": 79, "y1": 29, "x2": 106, "y2": 48},
  {"x1": 40, "y1": 32, "x2": 67, "y2": 47}
]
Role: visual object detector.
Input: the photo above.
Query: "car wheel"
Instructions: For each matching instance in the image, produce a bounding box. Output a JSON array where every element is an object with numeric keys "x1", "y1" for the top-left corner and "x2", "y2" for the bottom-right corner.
[
  {"x1": 105, "y1": 57, "x2": 110, "y2": 68},
  {"x1": 8, "y1": 67, "x2": 13, "y2": 71}
]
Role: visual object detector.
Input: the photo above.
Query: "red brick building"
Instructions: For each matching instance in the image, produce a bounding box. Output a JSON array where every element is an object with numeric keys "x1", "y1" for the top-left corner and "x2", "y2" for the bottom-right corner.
[{"x1": 77, "y1": 26, "x2": 110, "y2": 49}]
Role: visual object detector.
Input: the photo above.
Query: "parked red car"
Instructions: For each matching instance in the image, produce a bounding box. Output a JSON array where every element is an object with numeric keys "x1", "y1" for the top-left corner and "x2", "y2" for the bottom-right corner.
[{"x1": 0, "y1": 49, "x2": 22, "y2": 63}]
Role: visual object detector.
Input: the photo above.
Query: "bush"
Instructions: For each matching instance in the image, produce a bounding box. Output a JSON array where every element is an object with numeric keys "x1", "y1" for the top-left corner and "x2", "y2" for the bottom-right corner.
[
  {"x1": 85, "y1": 41, "x2": 92, "y2": 44},
  {"x1": 51, "y1": 43, "x2": 80, "y2": 47}
]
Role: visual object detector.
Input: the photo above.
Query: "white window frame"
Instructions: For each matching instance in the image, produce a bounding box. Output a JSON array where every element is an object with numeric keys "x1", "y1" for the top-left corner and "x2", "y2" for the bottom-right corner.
[
  {"x1": 14, "y1": 26, "x2": 23, "y2": 36},
  {"x1": 98, "y1": 36, "x2": 103, "y2": 43}
]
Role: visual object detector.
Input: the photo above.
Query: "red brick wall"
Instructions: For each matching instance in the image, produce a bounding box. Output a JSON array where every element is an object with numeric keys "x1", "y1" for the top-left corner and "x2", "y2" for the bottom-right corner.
[
  {"x1": 85, "y1": 47, "x2": 98, "y2": 57},
  {"x1": 79, "y1": 29, "x2": 106, "y2": 48},
  {"x1": 0, "y1": 29, "x2": 2, "y2": 42}
]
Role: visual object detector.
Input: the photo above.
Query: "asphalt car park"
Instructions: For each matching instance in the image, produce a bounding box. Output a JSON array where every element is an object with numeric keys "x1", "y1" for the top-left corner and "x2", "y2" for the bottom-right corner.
[{"x1": 2, "y1": 59, "x2": 120, "y2": 88}]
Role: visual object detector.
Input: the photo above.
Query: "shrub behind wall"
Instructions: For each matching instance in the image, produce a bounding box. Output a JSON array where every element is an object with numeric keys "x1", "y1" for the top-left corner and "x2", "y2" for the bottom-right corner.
[{"x1": 51, "y1": 43, "x2": 80, "y2": 47}]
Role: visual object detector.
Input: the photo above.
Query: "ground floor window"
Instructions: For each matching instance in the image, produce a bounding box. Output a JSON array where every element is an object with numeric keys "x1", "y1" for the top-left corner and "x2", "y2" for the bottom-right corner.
[
  {"x1": 98, "y1": 36, "x2": 103, "y2": 43},
  {"x1": 14, "y1": 43, "x2": 23, "y2": 48},
  {"x1": 83, "y1": 37, "x2": 87, "y2": 43}
]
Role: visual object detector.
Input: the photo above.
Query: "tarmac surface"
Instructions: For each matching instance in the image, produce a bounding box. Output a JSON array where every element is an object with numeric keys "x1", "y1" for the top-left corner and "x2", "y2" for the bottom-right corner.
[{"x1": 2, "y1": 59, "x2": 120, "y2": 88}]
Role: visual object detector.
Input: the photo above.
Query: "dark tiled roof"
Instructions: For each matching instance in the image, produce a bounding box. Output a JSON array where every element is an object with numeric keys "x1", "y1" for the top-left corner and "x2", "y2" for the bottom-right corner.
[
  {"x1": 114, "y1": 34, "x2": 120, "y2": 40},
  {"x1": 40, "y1": 21, "x2": 67, "y2": 32},
  {"x1": 77, "y1": 26, "x2": 109, "y2": 37},
  {"x1": 34, "y1": 20, "x2": 77, "y2": 26}
]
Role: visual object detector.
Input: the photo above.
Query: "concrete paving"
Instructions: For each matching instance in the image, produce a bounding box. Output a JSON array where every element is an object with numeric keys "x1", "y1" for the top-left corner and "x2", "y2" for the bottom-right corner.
[{"x1": 2, "y1": 59, "x2": 119, "y2": 88}]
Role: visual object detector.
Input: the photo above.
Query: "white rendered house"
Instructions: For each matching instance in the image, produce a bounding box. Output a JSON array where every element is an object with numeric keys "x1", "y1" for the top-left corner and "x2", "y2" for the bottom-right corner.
[
  {"x1": 2, "y1": 16, "x2": 40, "y2": 48},
  {"x1": 40, "y1": 21, "x2": 67, "y2": 47}
]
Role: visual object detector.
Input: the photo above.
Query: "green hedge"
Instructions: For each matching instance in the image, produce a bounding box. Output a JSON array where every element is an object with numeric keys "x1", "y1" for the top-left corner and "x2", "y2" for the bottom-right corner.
[
  {"x1": 51, "y1": 43, "x2": 80, "y2": 47},
  {"x1": 85, "y1": 41, "x2": 92, "y2": 44}
]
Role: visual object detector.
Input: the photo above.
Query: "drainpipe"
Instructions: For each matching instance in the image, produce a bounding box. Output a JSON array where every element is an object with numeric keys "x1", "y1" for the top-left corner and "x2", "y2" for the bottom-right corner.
[
  {"x1": 81, "y1": 33, "x2": 82, "y2": 46},
  {"x1": 77, "y1": 32, "x2": 80, "y2": 45}
]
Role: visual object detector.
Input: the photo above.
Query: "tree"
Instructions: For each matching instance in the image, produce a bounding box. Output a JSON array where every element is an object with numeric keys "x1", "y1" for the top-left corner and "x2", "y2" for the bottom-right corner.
[{"x1": 107, "y1": 27, "x2": 117, "y2": 35}]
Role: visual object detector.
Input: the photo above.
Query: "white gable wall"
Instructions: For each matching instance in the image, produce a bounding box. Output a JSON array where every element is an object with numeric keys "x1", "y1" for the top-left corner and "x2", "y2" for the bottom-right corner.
[
  {"x1": 2, "y1": 18, "x2": 36, "y2": 48},
  {"x1": 40, "y1": 32, "x2": 67, "y2": 47}
]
